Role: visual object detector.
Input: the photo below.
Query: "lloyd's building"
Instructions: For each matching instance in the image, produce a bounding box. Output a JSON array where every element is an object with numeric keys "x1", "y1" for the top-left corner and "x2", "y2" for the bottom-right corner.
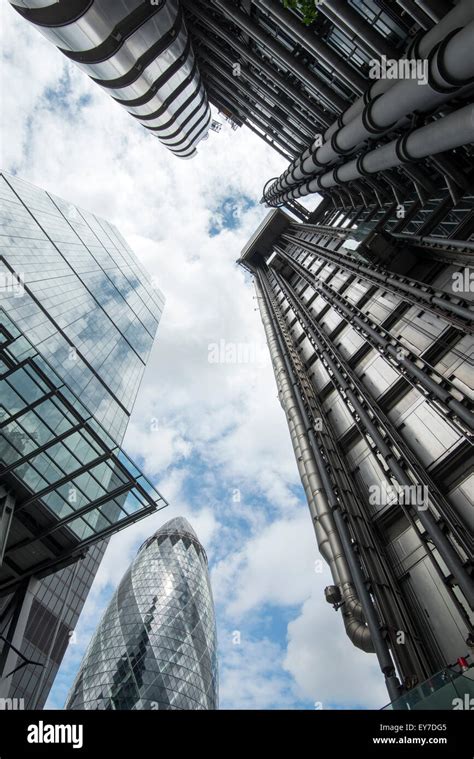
[{"x1": 238, "y1": 0, "x2": 474, "y2": 708}]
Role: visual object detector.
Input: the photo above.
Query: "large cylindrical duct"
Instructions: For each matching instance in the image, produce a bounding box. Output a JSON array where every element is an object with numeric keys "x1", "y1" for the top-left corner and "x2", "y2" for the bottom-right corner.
[
  {"x1": 255, "y1": 276, "x2": 374, "y2": 654},
  {"x1": 278, "y1": 103, "x2": 474, "y2": 202},
  {"x1": 264, "y1": 0, "x2": 474, "y2": 202},
  {"x1": 8, "y1": 0, "x2": 212, "y2": 159}
]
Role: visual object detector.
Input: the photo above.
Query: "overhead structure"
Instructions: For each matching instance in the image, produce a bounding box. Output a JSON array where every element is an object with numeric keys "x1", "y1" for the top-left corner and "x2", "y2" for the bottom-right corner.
[
  {"x1": 260, "y1": 0, "x2": 474, "y2": 215},
  {"x1": 8, "y1": 0, "x2": 212, "y2": 158}
]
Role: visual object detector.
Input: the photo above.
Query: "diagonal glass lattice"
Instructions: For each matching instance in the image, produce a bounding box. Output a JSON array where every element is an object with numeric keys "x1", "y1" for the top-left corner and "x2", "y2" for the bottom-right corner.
[{"x1": 66, "y1": 517, "x2": 218, "y2": 710}]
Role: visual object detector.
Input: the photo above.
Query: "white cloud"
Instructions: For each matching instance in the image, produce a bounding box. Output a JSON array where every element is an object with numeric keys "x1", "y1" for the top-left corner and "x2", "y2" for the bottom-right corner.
[
  {"x1": 212, "y1": 511, "x2": 319, "y2": 615},
  {"x1": 284, "y1": 594, "x2": 389, "y2": 709},
  {"x1": 211, "y1": 510, "x2": 388, "y2": 709},
  {"x1": 218, "y1": 636, "x2": 298, "y2": 710}
]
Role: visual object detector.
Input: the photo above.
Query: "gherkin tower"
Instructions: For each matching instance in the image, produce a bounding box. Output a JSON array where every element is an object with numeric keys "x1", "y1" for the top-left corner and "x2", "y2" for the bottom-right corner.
[{"x1": 66, "y1": 518, "x2": 218, "y2": 710}]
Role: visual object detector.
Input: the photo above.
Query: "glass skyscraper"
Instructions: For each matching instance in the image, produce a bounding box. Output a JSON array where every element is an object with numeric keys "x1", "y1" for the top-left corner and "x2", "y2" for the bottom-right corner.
[
  {"x1": 0, "y1": 171, "x2": 168, "y2": 708},
  {"x1": 65, "y1": 517, "x2": 218, "y2": 711}
]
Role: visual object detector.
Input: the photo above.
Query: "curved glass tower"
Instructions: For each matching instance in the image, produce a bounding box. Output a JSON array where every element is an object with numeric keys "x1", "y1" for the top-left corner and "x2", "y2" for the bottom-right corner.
[{"x1": 65, "y1": 517, "x2": 218, "y2": 710}]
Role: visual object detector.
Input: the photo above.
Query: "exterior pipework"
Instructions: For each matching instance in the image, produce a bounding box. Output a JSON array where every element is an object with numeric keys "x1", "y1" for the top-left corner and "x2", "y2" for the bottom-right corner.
[
  {"x1": 191, "y1": 30, "x2": 315, "y2": 137},
  {"x1": 318, "y1": 0, "x2": 400, "y2": 59},
  {"x1": 396, "y1": 0, "x2": 435, "y2": 30},
  {"x1": 414, "y1": 0, "x2": 453, "y2": 24},
  {"x1": 257, "y1": 271, "x2": 403, "y2": 701},
  {"x1": 256, "y1": 273, "x2": 374, "y2": 651},
  {"x1": 265, "y1": 0, "x2": 474, "y2": 201},
  {"x1": 198, "y1": 52, "x2": 312, "y2": 145},
  {"x1": 253, "y1": 0, "x2": 366, "y2": 94},
  {"x1": 273, "y1": 265, "x2": 472, "y2": 572},
  {"x1": 391, "y1": 232, "x2": 474, "y2": 253},
  {"x1": 209, "y1": 0, "x2": 348, "y2": 114},
  {"x1": 282, "y1": 232, "x2": 474, "y2": 330},
  {"x1": 273, "y1": 104, "x2": 474, "y2": 203},
  {"x1": 276, "y1": 248, "x2": 474, "y2": 609},
  {"x1": 270, "y1": 265, "x2": 472, "y2": 671},
  {"x1": 182, "y1": 0, "x2": 331, "y2": 129},
  {"x1": 277, "y1": 245, "x2": 474, "y2": 437},
  {"x1": 201, "y1": 66, "x2": 307, "y2": 153},
  {"x1": 9, "y1": 0, "x2": 211, "y2": 158}
]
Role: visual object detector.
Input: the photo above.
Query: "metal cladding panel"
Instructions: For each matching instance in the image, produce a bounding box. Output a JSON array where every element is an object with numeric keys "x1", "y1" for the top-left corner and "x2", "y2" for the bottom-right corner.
[
  {"x1": 389, "y1": 396, "x2": 461, "y2": 467},
  {"x1": 448, "y1": 477, "x2": 474, "y2": 525},
  {"x1": 65, "y1": 517, "x2": 218, "y2": 710},
  {"x1": 357, "y1": 352, "x2": 400, "y2": 397},
  {"x1": 9, "y1": 0, "x2": 211, "y2": 158},
  {"x1": 386, "y1": 534, "x2": 470, "y2": 666}
]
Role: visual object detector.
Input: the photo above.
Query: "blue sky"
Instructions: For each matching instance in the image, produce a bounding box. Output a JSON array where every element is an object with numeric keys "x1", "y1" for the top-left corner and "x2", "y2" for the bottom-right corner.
[{"x1": 1, "y1": 1, "x2": 388, "y2": 710}]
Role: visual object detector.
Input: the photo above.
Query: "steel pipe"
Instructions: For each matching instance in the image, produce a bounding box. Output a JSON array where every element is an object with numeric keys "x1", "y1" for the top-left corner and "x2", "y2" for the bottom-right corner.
[
  {"x1": 257, "y1": 274, "x2": 374, "y2": 652},
  {"x1": 183, "y1": 0, "x2": 330, "y2": 127},
  {"x1": 265, "y1": 0, "x2": 474, "y2": 201},
  {"x1": 191, "y1": 28, "x2": 315, "y2": 136},
  {"x1": 278, "y1": 104, "x2": 474, "y2": 202},
  {"x1": 202, "y1": 65, "x2": 307, "y2": 152},
  {"x1": 258, "y1": 271, "x2": 403, "y2": 700},
  {"x1": 278, "y1": 247, "x2": 474, "y2": 434},
  {"x1": 273, "y1": 256, "x2": 474, "y2": 608},
  {"x1": 210, "y1": 0, "x2": 348, "y2": 113},
  {"x1": 273, "y1": 266, "x2": 472, "y2": 560},
  {"x1": 391, "y1": 233, "x2": 474, "y2": 252},
  {"x1": 283, "y1": 231, "x2": 474, "y2": 329},
  {"x1": 253, "y1": 0, "x2": 366, "y2": 94}
]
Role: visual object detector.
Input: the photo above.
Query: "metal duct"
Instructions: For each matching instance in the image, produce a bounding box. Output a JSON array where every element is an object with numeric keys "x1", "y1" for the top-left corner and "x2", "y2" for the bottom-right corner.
[
  {"x1": 253, "y1": 0, "x2": 366, "y2": 94},
  {"x1": 209, "y1": 0, "x2": 348, "y2": 114},
  {"x1": 278, "y1": 103, "x2": 474, "y2": 202},
  {"x1": 9, "y1": 0, "x2": 212, "y2": 159},
  {"x1": 256, "y1": 275, "x2": 375, "y2": 654},
  {"x1": 265, "y1": 0, "x2": 474, "y2": 202}
]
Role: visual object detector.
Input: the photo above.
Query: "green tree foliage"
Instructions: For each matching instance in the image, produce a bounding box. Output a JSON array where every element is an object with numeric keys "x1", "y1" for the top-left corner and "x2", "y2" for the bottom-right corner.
[{"x1": 282, "y1": 0, "x2": 319, "y2": 26}]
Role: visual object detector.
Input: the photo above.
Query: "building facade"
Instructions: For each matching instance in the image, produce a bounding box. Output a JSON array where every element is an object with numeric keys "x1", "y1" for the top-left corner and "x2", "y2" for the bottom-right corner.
[
  {"x1": 11, "y1": 1, "x2": 466, "y2": 170},
  {"x1": 8, "y1": 0, "x2": 212, "y2": 159},
  {"x1": 0, "y1": 172, "x2": 168, "y2": 708},
  {"x1": 233, "y1": 0, "x2": 474, "y2": 704},
  {"x1": 236, "y1": 0, "x2": 474, "y2": 704},
  {"x1": 239, "y1": 203, "x2": 473, "y2": 704},
  {"x1": 65, "y1": 517, "x2": 218, "y2": 711}
]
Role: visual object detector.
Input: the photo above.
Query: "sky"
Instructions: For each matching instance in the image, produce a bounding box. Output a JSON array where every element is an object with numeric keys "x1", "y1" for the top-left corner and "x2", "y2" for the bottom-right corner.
[{"x1": 0, "y1": 2, "x2": 388, "y2": 710}]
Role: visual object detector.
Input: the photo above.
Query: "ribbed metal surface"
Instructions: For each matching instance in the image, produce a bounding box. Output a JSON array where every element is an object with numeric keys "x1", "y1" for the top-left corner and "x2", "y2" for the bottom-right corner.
[
  {"x1": 239, "y1": 207, "x2": 474, "y2": 698},
  {"x1": 9, "y1": 0, "x2": 211, "y2": 158}
]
